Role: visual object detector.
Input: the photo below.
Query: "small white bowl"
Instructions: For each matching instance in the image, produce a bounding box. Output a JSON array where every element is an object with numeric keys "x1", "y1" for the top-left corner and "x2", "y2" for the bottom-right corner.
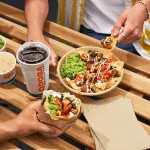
[
  {"x1": 0, "y1": 35, "x2": 6, "y2": 52},
  {"x1": 0, "y1": 52, "x2": 16, "y2": 85}
]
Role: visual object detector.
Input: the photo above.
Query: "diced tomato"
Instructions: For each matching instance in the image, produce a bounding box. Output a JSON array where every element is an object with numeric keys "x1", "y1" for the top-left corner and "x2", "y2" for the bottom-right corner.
[
  {"x1": 103, "y1": 45, "x2": 112, "y2": 50},
  {"x1": 71, "y1": 108, "x2": 78, "y2": 114},
  {"x1": 89, "y1": 58, "x2": 94, "y2": 63},
  {"x1": 88, "y1": 76, "x2": 93, "y2": 82},
  {"x1": 101, "y1": 64, "x2": 109, "y2": 71},
  {"x1": 104, "y1": 70, "x2": 112, "y2": 80},
  {"x1": 62, "y1": 104, "x2": 69, "y2": 114},
  {"x1": 80, "y1": 53, "x2": 86, "y2": 61},
  {"x1": 56, "y1": 97, "x2": 61, "y2": 106},
  {"x1": 74, "y1": 74, "x2": 82, "y2": 82},
  {"x1": 87, "y1": 63, "x2": 92, "y2": 70},
  {"x1": 62, "y1": 114, "x2": 69, "y2": 118},
  {"x1": 97, "y1": 75, "x2": 102, "y2": 80},
  {"x1": 62, "y1": 99, "x2": 71, "y2": 105},
  {"x1": 61, "y1": 101, "x2": 72, "y2": 114},
  {"x1": 81, "y1": 85, "x2": 88, "y2": 92},
  {"x1": 96, "y1": 65, "x2": 101, "y2": 70},
  {"x1": 107, "y1": 58, "x2": 113, "y2": 63},
  {"x1": 106, "y1": 70, "x2": 112, "y2": 76},
  {"x1": 106, "y1": 45, "x2": 112, "y2": 49},
  {"x1": 76, "y1": 74, "x2": 82, "y2": 78}
]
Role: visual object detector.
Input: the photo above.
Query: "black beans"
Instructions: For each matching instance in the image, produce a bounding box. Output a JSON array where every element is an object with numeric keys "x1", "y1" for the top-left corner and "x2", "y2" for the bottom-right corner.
[
  {"x1": 60, "y1": 94, "x2": 64, "y2": 101},
  {"x1": 88, "y1": 50, "x2": 92, "y2": 53},
  {"x1": 110, "y1": 66, "x2": 113, "y2": 70},
  {"x1": 115, "y1": 73, "x2": 121, "y2": 77},
  {"x1": 72, "y1": 103, "x2": 76, "y2": 109},
  {"x1": 90, "y1": 53, "x2": 98, "y2": 58}
]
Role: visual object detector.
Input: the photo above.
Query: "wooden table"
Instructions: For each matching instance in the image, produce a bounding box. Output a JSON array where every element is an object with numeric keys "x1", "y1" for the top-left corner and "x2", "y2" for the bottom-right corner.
[{"x1": 0, "y1": 2, "x2": 150, "y2": 149}]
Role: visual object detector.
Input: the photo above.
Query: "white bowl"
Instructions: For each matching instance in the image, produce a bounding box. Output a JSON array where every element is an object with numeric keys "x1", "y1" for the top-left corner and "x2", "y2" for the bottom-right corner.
[
  {"x1": 57, "y1": 46, "x2": 123, "y2": 96},
  {"x1": 0, "y1": 52, "x2": 16, "y2": 85}
]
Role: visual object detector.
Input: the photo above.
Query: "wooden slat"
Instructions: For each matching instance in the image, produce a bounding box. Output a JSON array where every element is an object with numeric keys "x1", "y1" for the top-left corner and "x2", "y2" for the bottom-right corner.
[
  {"x1": 130, "y1": 90, "x2": 144, "y2": 97},
  {"x1": 1, "y1": 67, "x2": 149, "y2": 137},
  {"x1": 0, "y1": 18, "x2": 150, "y2": 96},
  {"x1": 0, "y1": 17, "x2": 74, "y2": 57},
  {"x1": 3, "y1": 37, "x2": 150, "y2": 120},
  {"x1": 122, "y1": 69, "x2": 150, "y2": 96},
  {"x1": 0, "y1": 2, "x2": 150, "y2": 75},
  {"x1": 0, "y1": 141, "x2": 20, "y2": 150},
  {"x1": 0, "y1": 106, "x2": 79, "y2": 150}
]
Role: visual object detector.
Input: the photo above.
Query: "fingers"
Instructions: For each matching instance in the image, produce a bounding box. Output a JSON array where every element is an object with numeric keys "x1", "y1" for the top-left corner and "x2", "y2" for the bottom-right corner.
[
  {"x1": 37, "y1": 122, "x2": 56, "y2": 134},
  {"x1": 117, "y1": 27, "x2": 142, "y2": 44},
  {"x1": 51, "y1": 55, "x2": 58, "y2": 67},
  {"x1": 48, "y1": 46, "x2": 58, "y2": 67},
  {"x1": 118, "y1": 36, "x2": 139, "y2": 44},
  {"x1": 112, "y1": 11, "x2": 127, "y2": 37}
]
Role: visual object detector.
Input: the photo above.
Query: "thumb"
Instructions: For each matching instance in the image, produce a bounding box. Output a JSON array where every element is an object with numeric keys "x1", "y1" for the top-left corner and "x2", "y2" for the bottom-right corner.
[{"x1": 112, "y1": 10, "x2": 128, "y2": 37}]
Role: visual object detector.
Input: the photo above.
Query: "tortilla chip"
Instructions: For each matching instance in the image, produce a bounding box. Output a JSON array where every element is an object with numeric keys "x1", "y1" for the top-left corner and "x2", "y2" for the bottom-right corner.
[
  {"x1": 106, "y1": 79, "x2": 116, "y2": 89},
  {"x1": 64, "y1": 77, "x2": 81, "y2": 91},
  {"x1": 111, "y1": 61, "x2": 124, "y2": 69},
  {"x1": 113, "y1": 76, "x2": 122, "y2": 82},
  {"x1": 111, "y1": 36, "x2": 117, "y2": 50},
  {"x1": 93, "y1": 84, "x2": 103, "y2": 92},
  {"x1": 63, "y1": 78, "x2": 71, "y2": 86},
  {"x1": 101, "y1": 36, "x2": 117, "y2": 51},
  {"x1": 103, "y1": 51, "x2": 113, "y2": 59},
  {"x1": 70, "y1": 80, "x2": 82, "y2": 91},
  {"x1": 95, "y1": 82, "x2": 107, "y2": 90}
]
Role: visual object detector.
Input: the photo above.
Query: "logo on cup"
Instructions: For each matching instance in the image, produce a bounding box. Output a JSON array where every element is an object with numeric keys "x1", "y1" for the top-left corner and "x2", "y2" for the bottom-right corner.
[{"x1": 37, "y1": 65, "x2": 46, "y2": 92}]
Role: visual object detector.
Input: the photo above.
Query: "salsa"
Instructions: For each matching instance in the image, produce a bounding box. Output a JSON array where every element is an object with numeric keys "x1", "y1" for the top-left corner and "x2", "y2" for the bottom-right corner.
[{"x1": 45, "y1": 93, "x2": 80, "y2": 118}]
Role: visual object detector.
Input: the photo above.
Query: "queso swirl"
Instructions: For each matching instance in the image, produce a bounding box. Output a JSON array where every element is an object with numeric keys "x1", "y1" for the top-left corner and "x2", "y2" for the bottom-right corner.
[{"x1": 61, "y1": 50, "x2": 124, "y2": 93}]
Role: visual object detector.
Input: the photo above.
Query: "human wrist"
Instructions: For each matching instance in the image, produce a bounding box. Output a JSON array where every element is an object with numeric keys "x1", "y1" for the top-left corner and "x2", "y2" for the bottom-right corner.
[
  {"x1": 142, "y1": 0, "x2": 150, "y2": 10},
  {"x1": 0, "y1": 119, "x2": 20, "y2": 141},
  {"x1": 27, "y1": 27, "x2": 44, "y2": 41},
  {"x1": 136, "y1": 0, "x2": 150, "y2": 20},
  {"x1": 135, "y1": 2, "x2": 148, "y2": 21},
  {"x1": 28, "y1": 32, "x2": 44, "y2": 41},
  {"x1": 9, "y1": 118, "x2": 23, "y2": 138}
]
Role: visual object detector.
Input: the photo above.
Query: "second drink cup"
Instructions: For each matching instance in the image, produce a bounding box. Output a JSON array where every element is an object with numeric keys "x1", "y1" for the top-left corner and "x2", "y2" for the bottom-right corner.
[{"x1": 16, "y1": 41, "x2": 50, "y2": 95}]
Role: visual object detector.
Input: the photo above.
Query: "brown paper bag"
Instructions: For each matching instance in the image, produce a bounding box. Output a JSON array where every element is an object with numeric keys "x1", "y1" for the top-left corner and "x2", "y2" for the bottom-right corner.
[{"x1": 83, "y1": 96, "x2": 150, "y2": 150}]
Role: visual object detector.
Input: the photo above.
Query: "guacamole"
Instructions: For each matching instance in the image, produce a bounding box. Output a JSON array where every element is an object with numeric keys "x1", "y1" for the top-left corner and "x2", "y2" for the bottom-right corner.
[
  {"x1": 0, "y1": 37, "x2": 4, "y2": 49},
  {"x1": 61, "y1": 53, "x2": 87, "y2": 79},
  {"x1": 47, "y1": 95, "x2": 59, "y2": 115}
]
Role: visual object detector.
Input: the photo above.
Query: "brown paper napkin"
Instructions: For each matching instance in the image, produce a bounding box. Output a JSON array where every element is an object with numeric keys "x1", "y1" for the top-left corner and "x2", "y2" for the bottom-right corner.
[{"x1": 83, "y1": 96, "x2": 150, "y2": 150}]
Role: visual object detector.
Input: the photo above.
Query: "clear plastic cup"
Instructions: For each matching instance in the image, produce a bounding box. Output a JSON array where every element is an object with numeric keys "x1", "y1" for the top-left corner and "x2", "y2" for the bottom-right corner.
[{"x1": 16, "y1": 41, "x2": 50, "y2": 95}]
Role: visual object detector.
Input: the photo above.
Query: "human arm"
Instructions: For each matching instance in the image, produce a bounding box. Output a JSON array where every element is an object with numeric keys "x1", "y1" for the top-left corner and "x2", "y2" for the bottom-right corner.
[
  {"x1": 25, "y1": 0, "x2": 58, "y2": 66},
  {"x1": 0, "y1": 101, "x2": 61, "y2": 142},
  {"x1": 112, "y1": 0, "x2": 150, "y2": 44}
]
